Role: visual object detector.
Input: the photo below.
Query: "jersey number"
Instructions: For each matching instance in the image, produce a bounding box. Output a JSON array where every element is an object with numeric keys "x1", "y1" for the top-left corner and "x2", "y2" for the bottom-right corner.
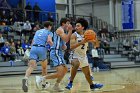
[
  {"x1": 38, "y1": 31, "x2": 43, "y2": 36},
  {"x1": 81, "y1": 44, "x2": 85, "y2": 49}
]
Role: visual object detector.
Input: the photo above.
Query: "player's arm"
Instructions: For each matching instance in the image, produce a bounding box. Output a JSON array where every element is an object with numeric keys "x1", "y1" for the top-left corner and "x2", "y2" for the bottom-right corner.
[
  {"x1": 56, "y1": 25, "x2": 73, "y2": 42},
  {"x1": 47, "y1": 35, "x2": 53, "y2": 46},
  {"x1": 70, "y1": 34, "x2": 87, "y2": 50}
]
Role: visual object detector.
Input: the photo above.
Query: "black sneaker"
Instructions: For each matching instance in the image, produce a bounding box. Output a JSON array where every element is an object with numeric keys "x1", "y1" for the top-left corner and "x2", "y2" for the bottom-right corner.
[
  {"x1": 42, "y1": 82, "x2": 50, "y2": 89},
  {"x1": 22, "y1": 78, "x2": 28, "y2": 92}
]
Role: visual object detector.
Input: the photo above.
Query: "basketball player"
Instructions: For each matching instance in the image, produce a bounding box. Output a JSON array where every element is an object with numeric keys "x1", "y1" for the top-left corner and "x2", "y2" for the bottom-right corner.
[
  {"x1": 35, "y1": 18, "x2": 73, "y2": 92},
  {"x1": 65, "y1": 18, "x2": 103, "y2": 90},
  {"x1": 22, "y1": 21, "x2": 53, "y2": 92}
]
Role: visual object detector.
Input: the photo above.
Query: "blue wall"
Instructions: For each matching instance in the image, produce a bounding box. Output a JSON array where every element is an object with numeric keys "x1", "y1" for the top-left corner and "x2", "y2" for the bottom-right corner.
[
  {"x1": 26, "y1": 0, "x2": 56, "y2": 12},
  {"x1": 7, "y1": 0, "x2": 20, "y2": 8}
]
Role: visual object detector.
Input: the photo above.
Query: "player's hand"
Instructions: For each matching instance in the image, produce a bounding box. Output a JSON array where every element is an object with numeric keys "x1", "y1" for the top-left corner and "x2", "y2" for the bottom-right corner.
[
  {"x1": 66, "y1": 24, "x2": 73, "y2": 31},
  {"x1": 82, "y1": 38, "x2": 88, "y2": 43}
]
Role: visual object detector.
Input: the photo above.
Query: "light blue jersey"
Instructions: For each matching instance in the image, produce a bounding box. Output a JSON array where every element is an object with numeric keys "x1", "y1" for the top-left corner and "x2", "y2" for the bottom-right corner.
[
  {"x1": 50, "y1": 27, "x2": 66, "y2": 67},
  {"x1": 30, "y1": 28, "x2": 53, "y2": 62},
  {"x1": 33, "y1": 29, "x2": 53, "y2": 46}
]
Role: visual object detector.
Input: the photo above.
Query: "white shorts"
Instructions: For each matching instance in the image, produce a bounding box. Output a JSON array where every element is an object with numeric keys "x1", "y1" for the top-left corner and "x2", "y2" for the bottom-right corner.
[{"x1": 69, "y1": 53, "x2": 89, "y2": 68}]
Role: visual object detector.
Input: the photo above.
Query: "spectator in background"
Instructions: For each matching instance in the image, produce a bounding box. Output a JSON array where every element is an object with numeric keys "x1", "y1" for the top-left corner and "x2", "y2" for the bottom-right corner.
[
  {"x1": 15, "y1": 40, "x2": 24, "y2": 56},
  {"x1": 14, "y1": 22, "x2": 22, "y2": 35},
  {"x1": 21, "y1": 39, "x2": 30, "y2": 52},
  {"x1": 0, "y1": 32, "x2": 5, "y2": 50},
  {"x1": 47, "y1": 12, "x2": 54, "y2": 23},
  {"x1": 92, "y1": 39, "x2": 100, "y2": 72},
  {"x1": 33, "y1": 2, "x2": 41, "y2": 22},
  {"x1": 8, "y1": 38, "x2": 14, "y2": 45},
  {"x1": 1, "y1": 41, "x2": 11, "y2": 61},
  {"x1": 23, "y1": 20, "x2": 32, "y2": 39},
  {"x1": 103, "y1": 39, "x2": 110, "y2": 54},
  {"x1": 23, "y1": 21, "x2": 32, "y2": 31},
  {"x1": 123, "y1": 39, "x2": 131, "y2": 51},
  {"x1": 8, "y1": 11, "x2": 15, "y2": 25},
  {"x1": 1, "y1": 10, "x2": 8, "y2": 25},
  {"x1": 10, "y1": 42, "x2": 20, "y2": 62},
  {"x1": 29, "y1": 24, "x2": 40, "y2": 44},
  {"x1": 25, "y1": 2, "x2": 32, "y2": 21},
  {"x1": 99, "y1": 26, "x2": 108, "y2": 39}
]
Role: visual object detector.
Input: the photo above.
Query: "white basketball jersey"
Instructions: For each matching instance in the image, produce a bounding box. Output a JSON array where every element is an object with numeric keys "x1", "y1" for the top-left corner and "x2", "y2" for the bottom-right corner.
[{"x1": 71, "y1": 32, "x2": 88, "y2": 59}]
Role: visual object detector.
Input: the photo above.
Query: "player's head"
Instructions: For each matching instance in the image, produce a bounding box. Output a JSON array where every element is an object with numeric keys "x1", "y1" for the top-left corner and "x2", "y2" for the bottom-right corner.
[
  {"x1": 60, "y1": 18, "x2": 70, "y2": 29},
  {"x1": 75, "y1": 18, "x2": 88, "y2": 32},
  {"x1": 43, "y1": 21, "x2": 53, "y2": 30}
]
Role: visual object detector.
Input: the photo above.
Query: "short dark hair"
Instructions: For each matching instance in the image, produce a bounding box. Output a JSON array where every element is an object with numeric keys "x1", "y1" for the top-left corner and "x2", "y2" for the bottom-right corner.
[
  {"x1": 76, "y1": 18, "x2": 88, "y2": 30},
  {"x1": 43, "y1": 21, "x2": 53, "y2": 28},
  {"x1": 60, "y1": 18, "x2": 70, "y2": 26}
]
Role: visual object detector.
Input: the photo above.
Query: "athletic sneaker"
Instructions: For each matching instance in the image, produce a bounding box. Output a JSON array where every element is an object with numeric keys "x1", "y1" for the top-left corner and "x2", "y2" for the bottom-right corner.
[
  {"x1": 53, "y1": 84, "x2": 64, "y2": 92},
  {"x1": 90, "y1": 83, "x2": 103, "y2": 90},
  {"x1": 65, "y1": 82, "x2": 73, "y2": 90},
  {"x1": 22, "y1": 78, "x2": 28, "y2": 92},
  {"x1": 42, "y1": 82, "x2": 50, "y2": 90},
  {"x1": 35, "y1": 76, "x2": 43, "y2": 89}
]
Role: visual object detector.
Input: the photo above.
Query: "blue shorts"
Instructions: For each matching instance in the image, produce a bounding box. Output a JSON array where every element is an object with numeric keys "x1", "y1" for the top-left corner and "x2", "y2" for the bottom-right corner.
[
  {"x1": 50, "y1": 50, "x2": 66, "y2": 67},
  {"x1": 29, "y1": 46, "x2": 47, "y2": 62}
]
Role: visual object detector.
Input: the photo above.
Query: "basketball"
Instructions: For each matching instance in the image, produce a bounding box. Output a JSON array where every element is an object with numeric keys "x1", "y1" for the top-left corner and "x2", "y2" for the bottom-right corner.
[{"x1": 84, "y1": 30, "x2": 96, "y2": 40}]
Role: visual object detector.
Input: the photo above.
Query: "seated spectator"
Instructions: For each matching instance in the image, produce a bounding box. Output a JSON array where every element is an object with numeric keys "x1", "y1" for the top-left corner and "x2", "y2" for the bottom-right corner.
[
  {"x1": 21, "y1": 39, "x2": 30, "y2": 52},
  {"x1": 8, "y1": 38, "x2": 14, "y2": 45},
  {"x1": 132, "y1": 45, "x2": 139, "y2": 56},
  {"x1": 0, "y1": 32, "x2": 5, "y2": 50},
  {"x1": 1, "y1": 41, "x2": 11, "y2": 61},
  {"x1": 10, "y1": 42, "x2": 20, "y2": 61},
  {"x1": 15, "y1": 40, "x2": 24, "y2": 56},
  {"x1": 103, "y1": 39, "x2": 110, "y2": 54},
  {"x1": 123, "y1": 39, "x2": 131, "y2": 51}
]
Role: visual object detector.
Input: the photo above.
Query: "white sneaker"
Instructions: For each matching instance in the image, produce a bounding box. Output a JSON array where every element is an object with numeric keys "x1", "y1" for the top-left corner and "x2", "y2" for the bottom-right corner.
[
  {"x1": 53, "y1": 85, "x2": 64, "y2": 92},
  {"x1": 42, "y1": 82, "x2": 50, "y2": 90},
  {"x1": 93, "y1": 67, "x2": 96, "y2": 72},
  {"x1": 96, "y1": 67, "x2": 99, "y2": 72},
  {"x1": 35, "y1": 76, "x2": 43, "y2": 89}
]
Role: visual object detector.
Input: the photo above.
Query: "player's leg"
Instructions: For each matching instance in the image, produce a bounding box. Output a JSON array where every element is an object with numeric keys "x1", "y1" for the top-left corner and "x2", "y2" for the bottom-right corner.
[
  {"x1": 82, "y1": 66, "x2": 103, "y2": 90},
  {"x1": 53, "y1": 65, "x2": 68, "y2": 91},
  {"x1": 65, "y1": 59, "x2": 80, "y2": 89},
  {"x1": 22, "y1": 59, "x2": 37, "y2": 92}
]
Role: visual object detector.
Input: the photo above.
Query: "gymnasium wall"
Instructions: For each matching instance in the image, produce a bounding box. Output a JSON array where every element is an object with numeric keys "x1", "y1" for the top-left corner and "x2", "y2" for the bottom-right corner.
[
  {"x1": 55, "y1": 0, "x2": 67, "y2": 20},
  {"x1": 134, "y1": 0, "x2": 140, "y2": 30},
  {"x1": 74, "y1": 0, "x2": 140, "y2": 31}
]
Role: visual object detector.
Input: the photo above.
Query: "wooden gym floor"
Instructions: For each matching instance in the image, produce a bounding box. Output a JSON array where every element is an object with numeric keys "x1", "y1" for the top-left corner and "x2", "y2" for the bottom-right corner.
[{"x1": 0, "y1": 67, "x2": 140, "y2": 93}]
